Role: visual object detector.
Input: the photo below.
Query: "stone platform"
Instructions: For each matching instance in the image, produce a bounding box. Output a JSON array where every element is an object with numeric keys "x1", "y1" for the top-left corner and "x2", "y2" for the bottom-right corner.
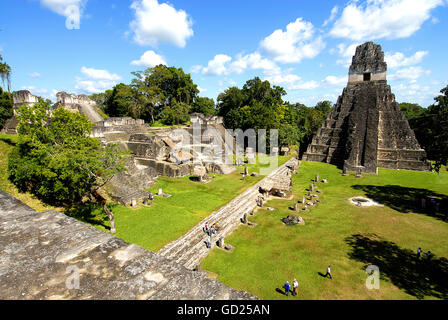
[{"x1": 0, "y1": 190, "x2": 256, "y2": 300}]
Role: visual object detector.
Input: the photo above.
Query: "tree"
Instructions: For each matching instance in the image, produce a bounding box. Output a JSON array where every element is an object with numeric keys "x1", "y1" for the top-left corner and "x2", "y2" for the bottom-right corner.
[
  {"x1": 104, "y1": 83, "x2": 140, "y2": 118},
  {"x1": 399, "y1": 102, "x2": 425, "y2": 120},
  {"x1": 411, "y1": 85, "x2": 448, "y2": 172},
  {"x1": 191, "y1": 96, "x2": 216, "y2": 115},
  {"x1": 8, "y1": 100, "x2": 129, "y2": 211},
  {"x1": 0, "y1": 54, "x2": 11, "y2": 92},
  {"x1": 90, "y1": 90, "x2": 113, "y2": 115},
  {"x1": 160, "y1": 100, "x2": 191, "y2": 125},
  {"x1": 0, "y1": 86, "x2": 13, "y2": 129},
  {"x1": 130, "y1": 64, "x2": 199, "y2": 124},
  {"x1": 314, "y1": 100, "x2": 332, "y2": 115}
]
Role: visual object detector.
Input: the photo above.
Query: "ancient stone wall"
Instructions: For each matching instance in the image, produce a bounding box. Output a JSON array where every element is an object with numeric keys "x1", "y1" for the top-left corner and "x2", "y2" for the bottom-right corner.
[
  {"x1": 56, "y1": 91, "x2": 103, "y2": 123},
  {"x1": 0, "y1": 189, "x2": 257, "y2": 300},
  {"x1": 1, "y1": 90, "x2": 40, "y2": 134}
]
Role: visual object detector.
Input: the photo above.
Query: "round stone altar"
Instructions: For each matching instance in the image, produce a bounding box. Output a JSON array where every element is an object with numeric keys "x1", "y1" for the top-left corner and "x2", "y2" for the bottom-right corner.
[{"x1": 349, "y1": 196, "x2": 383, "y2": 207}]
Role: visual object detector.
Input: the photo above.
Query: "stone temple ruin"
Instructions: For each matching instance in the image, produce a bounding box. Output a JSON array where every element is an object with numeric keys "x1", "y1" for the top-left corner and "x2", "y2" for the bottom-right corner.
[
  {"x1": 93, "y1": 113, "x2": 237, "y2": 206},
  {"x1": 303, "y1": 42, "x2": 431, "y2": 173},
  {"x1": 1, "y1": 90, "x2": 239, "y2": 206},
  {"x1": 1, "y1": 90, "x2": 104, "y2": 134}
]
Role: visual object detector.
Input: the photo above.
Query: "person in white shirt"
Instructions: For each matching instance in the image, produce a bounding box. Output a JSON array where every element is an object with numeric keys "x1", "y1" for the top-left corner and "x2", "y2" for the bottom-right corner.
[
  {"x1": 292, "y1": 279, "x2": 299, "y2": 296},
  {"x1": 324, "y1": 265, "x2": 332, "y2": 279}
]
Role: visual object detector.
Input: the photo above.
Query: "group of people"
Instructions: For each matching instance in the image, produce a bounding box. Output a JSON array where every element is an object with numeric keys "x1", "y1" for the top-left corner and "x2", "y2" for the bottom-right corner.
[
  {"x1": 204, "y1": 223, "x2": 219, "y2": 249},
  {"x1": 257, "y1": 195, "x2": 265, "y2": 207},
  {"x1": 421, "y1": 197, "x2": 442, "y2": 212},
  {"x1": 282, "y1": 279, "x2": 299, "y2": 296},
  {"x1": 282, "y1": 265, "x2": 332, "y2": 297},
  {"x1": 416, "y1": 247, "x2": 433, "y2": 261}
]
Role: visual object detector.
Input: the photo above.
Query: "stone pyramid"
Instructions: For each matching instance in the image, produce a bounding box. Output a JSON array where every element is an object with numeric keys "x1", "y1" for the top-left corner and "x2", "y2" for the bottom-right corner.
[{"x1": 302, "y1": 42, "x2": 431, "y2": 173}]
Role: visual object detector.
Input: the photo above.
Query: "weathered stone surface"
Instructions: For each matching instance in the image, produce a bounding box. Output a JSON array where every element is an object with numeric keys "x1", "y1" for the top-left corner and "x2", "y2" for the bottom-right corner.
[
  {"x1": 102, "y1": 159, "x2": 156, "y2": 206},
  {"x1": 302, "y1": 42, "x2": 430, "y2": 173},
  {"x1": 0, "y1": 189, "x2": 256, "y2": 300},
  {"x1": 281, "y1": 215, "x2": 305, "y2": 226},
  {"x1": 56, "y1": 92, "x2": 103, "y2": 123}
]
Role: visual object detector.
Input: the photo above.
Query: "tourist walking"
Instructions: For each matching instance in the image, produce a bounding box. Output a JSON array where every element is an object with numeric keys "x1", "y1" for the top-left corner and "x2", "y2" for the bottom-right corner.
[
  {"x1": 292, "y1": 279, "x2": 299, "y2": 296},
  {"x1": 425, "y1": 250, "x2": 432, "y2": 261},
  {"x1": 283, "y1": 281, "x2": 290, "y2": 296},
  {"x1": 324, "y1": 265, "x2": 332, "y2": 279},
  {"x1": 417, "y1": 247, "x2": 422, "y2": 259}
]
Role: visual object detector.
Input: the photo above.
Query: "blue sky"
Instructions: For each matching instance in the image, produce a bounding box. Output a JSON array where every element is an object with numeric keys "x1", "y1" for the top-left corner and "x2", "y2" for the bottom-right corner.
[{"x1": 0, "y1": 0, "x2": 447, "y2": 107}]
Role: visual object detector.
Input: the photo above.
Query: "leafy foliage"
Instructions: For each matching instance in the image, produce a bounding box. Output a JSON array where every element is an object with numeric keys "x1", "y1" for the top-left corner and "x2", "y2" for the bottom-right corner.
[
  {"x1": 399, "y1": 102, "x2": 425, "y2": 120},
  {"x1": 191, "y1": 96, "x2": 216, "y2": 115},
  {"x1": 0, "y1": 86, "x2": 13, "y2": 129},
  {"x1": 407, "y1": 85, "x2": 448, "y2": 172},
  {"x1": 103, "y1": 64, "x2": 200, "y2": 126},
  {"x1": 0, "y1": 54, "x2": 11, "y2": 92},
  {"x1": 7, "y1": 100, "x2": 129, "y2": 207},
  {"x1": 217, "y1": 77, "x2": 331, "y2": 151}
]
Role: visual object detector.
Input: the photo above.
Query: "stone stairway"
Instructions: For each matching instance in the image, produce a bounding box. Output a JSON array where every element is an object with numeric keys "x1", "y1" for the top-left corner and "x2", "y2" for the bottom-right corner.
[{"x1": 157, "y1": 157, "x2": 299, "y2": 270}]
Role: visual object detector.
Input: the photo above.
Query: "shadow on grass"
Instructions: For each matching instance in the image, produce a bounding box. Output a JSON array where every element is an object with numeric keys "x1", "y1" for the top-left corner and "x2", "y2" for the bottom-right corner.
[
  {"x1": 275, "y1": 288, "x2": 287, "y2": 296},
  {"x1": 345, "y1": 234, "x2": 448, "y2": 299},
  {"x1": 0, "y1": 136, "x2": 17, "y2": 146},
  {"x1": 64, "y1": 202, "x2": 118, "y2": 230},
  {"x1": 351, "y1": 185, "x2": 447, "y2": 222}
]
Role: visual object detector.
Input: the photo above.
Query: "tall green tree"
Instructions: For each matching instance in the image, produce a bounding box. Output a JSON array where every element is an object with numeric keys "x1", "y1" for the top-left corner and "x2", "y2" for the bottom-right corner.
[
  {"x1": 191, "y1": 96, "x2": 216, "y2": 115},
  {"x1": 0, "y1": 86, "x2": 13, "y2": 129},
  {"x1": 0, "y1": 54, "x2": 11, "y2": 92},
  {"x1": 410, "y1": 85, "x2": 448, "y2": 172},
  {"x1": 8, "y1": 100, "x2": 128, "y2": 207},
  {"x1": 399, "y1": 102, "x2": 425, "y2": 120},
  {"x1": 130, "y1": 64, "x2": 199, "y2": 125}
]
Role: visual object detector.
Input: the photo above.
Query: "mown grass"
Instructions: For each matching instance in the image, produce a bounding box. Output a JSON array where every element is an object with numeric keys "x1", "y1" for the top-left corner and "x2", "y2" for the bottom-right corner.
[
  {"x1": 200, "y1": 161, "x2": 448, "y2": 300},
  {"x1": 106, "y1": 155, "x2": 291, "y2": 252}
]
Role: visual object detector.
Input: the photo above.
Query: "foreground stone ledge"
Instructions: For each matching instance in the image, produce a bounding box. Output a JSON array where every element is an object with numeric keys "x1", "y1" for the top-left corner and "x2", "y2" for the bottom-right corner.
[{"x1": 0, "y1": 189, "x2": 257, "y2": 300}]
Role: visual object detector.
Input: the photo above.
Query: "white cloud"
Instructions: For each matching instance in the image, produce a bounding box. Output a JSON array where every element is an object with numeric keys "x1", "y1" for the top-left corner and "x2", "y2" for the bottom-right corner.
[
  {"x1": 194, "y1": 52, "x2": 279, "y2": 77},
  {"x1": 131, "y1": 50, "x2": 167, "y2": 67},
  {"x1": 385, "y1": 51, "x2": 428, "y2": 69},
  {"x1": 264, "y1": 69, "x2": 319, "y2": 90},
  {"x1": 197, "y1": 86, "x2": 207, "y2": 93},
  {"x1": 190, "y1": 65, "x2": 203, "y2": 74},
  {"x1": 260, "y1": 18, "x2": 325, "y2": 63},
  {"x1": 76, "y1": 67, "x2": 122, "y2": 94},
  {"x1": 21, "y1": 86, "x2": 48, "y2": 95},
  {"x1": 80, "y1": 67, "x2": 121, "y2": 81},
  {"x1": 323, "y1": 75, "x2": 348, "y2": 86},
  {"x1": 229, "y1": 52, "x2": 279, "y2": 74},
  {"x1": 217, "y1": 78, "x2": 237, "y2": 87},
  {"x1": 389, "y1": 66, "x2": 431, "y2": 80},
  {"x1": 329, "y1": 0, "x2": 444, "y2": 41},
  {"x1": 335, "y1": 42, "x2": 361, "y2": 67},
  {"x1": 28, "y1": 72, "x2": 41, "y2": 78},
  {"x1": 323, "y1": 6, "x2": 339, "y2": 27},
  {"x1": 199, "y1": 54, "x2": 232, "y2": 76},
  {"x1": 130, "y1": 0, "x2": 193, "y2": 47}
]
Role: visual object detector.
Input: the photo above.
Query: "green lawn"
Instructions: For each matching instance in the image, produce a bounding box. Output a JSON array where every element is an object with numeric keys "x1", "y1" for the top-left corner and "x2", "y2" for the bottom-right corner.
[
  {"x1": 106, "y1": 155, "x2": 291, "y2": 252},
  {"x1": 200, "y1": 161, "x2": 448, "y2": 300}
]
